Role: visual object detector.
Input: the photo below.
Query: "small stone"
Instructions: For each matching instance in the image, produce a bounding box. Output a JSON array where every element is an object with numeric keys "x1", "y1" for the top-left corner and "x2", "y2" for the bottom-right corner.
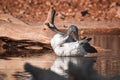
[
  {"x1": 110, "y1": 2, "x2": 116, "y2": 8},
  {"x1": 68, "y1": 8, "x2": 72, "y2": 12},
  {"x1": 46, "y1": 1, "x2": 51, "y2": 6},
  {"x1": 115, "y1": 7, "x2": 120, "y2": 18}
]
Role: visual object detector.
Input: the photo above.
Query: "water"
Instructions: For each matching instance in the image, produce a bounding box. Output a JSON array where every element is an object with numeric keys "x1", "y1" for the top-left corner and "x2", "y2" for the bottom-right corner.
[
  {"x1": 0, "y1": 34, "x2": 120, "y2": 80},
  {"x1": 90, "y1": 34, "x2": 120, "y2": 78}
]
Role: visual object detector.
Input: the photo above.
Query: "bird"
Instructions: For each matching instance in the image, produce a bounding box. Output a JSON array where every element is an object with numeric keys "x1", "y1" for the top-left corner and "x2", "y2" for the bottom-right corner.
[
  {"x1": 45, "y1": 23, "x2": 79, "y2": 48},
  {"x1": 53, "y1": 37, "x2": 97, "y2": 56},
  {"x1": 45, "y1": 23, "x2": 97, "y2": 56}
]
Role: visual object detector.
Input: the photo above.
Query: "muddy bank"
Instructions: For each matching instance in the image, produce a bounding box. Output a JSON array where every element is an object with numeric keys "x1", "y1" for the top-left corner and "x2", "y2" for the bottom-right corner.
[
  {"x1": 56, "y1": 21, "x2": 120, "y2": 35},
  {"x1": 0, "y1": 8, "x2": 119, "y2": 46},
  {"x1": 30, "y1": 21, "x2": 120, "y2": 35}
]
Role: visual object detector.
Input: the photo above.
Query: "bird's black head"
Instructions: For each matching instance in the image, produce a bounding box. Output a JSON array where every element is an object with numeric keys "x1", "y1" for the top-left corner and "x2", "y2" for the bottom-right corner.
[{"x1": 67, "y1": 25, "x2": 79, "y2": 41}]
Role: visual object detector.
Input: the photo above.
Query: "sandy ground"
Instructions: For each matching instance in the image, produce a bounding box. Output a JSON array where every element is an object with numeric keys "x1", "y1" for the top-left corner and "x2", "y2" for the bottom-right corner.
[{"x1": 0, "y1": 0, "x2": 120, "y2": 23}]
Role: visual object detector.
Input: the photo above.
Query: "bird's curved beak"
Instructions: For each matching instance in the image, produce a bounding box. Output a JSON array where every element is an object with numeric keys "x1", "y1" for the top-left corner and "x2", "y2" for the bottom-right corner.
[{"x1": 74, "y1": 31, "x2": 79, "y2": 41}]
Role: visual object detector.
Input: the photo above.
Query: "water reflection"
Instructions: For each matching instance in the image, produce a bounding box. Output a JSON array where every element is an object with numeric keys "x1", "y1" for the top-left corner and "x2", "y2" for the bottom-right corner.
[
  {"x1": 21, "y1": 57, "x2": 120, "y2": 80},
  {"x1": 50, "y1": 56, "x2": 120, "y2": 80},
  {"x1": 95, "y1": 54, "x2": 120, "y2": 78},
  {"x1": 90, "y1": 35, "x2": 120, "y2": 53},
  {"x1": 50, "y1": 57, "x2": 96, "y2": 77},
  {"x1": 89, "y1": 35, "x2": 120, "y2": 78}
]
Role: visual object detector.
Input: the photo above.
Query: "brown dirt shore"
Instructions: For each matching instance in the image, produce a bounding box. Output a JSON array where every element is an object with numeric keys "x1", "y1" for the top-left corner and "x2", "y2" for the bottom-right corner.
[
  {"x1": 0, "y1": 0, "x2": 120, "y2": 23},
  {"x1": 0, "y1": 0, "x2": 120, "y2": 34}
]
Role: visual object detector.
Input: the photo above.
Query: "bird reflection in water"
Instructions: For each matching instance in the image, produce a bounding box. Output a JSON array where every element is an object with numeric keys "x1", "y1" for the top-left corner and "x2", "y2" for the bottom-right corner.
[
  {"x1": 50, "y1": 57, "x2": 106, "y2": 80},
  {"x1": 23, "y1": 57, "x2": 120, "y2": 80}
]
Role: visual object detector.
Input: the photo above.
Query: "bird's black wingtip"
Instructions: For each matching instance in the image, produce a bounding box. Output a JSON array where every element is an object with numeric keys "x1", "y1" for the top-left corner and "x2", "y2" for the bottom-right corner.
[
  {"x1": 88, "y1": 46, "x2": 98, "y2": 53},
  {"x1": 83, "y1": 43, "x2": 98, "y2": 53}
]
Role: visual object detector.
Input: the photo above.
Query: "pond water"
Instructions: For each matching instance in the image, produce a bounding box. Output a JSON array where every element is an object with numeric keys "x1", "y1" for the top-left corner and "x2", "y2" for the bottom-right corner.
[{"x1": 0, "y1": 34, "x2": 120, "y2": 80}]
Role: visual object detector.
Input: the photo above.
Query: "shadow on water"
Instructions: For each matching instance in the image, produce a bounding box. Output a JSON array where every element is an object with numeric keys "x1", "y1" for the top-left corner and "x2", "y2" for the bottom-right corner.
[{"x1": 0, "y1": 34, "x2": 120, "y2": 80}]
